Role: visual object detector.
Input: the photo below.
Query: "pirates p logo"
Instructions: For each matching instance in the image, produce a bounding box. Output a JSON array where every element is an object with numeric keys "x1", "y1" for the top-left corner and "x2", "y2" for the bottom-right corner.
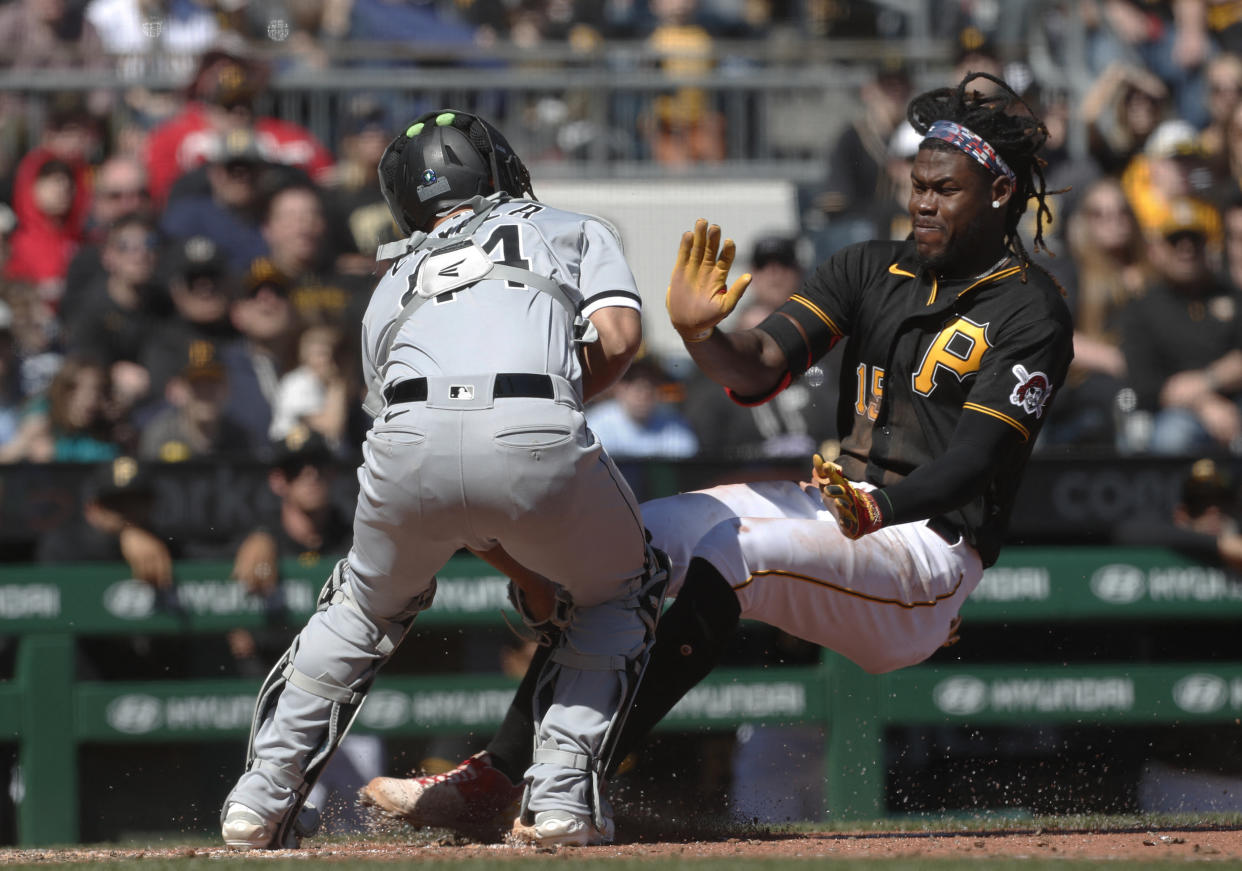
[{"x1": 912, "y1": 317, "x2": 991, "y2": 396}]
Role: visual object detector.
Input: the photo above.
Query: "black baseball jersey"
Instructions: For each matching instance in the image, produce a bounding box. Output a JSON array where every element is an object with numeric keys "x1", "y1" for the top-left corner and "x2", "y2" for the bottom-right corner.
[{"x1": 753, "y1": 239, "x2": 1074, "y2": 566}]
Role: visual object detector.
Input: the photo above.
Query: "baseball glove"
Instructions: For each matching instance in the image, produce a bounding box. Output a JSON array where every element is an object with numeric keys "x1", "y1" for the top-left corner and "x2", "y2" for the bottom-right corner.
[
  {"x1": 666, "y1": 218, "x2": 752, "y2": 343},
  {"x1": 812, "y1": 453, "x2": 886, "y2": 540}
]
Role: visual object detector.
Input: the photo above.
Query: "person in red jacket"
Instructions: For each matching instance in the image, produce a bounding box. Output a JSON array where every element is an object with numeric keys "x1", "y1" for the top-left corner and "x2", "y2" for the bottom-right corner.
[
  {"x1": 3, "y1": 149, "x2": 91, "y2": 302},
  {"x1": 144, "y1": 48, "x2": 335, "y2": 207}
]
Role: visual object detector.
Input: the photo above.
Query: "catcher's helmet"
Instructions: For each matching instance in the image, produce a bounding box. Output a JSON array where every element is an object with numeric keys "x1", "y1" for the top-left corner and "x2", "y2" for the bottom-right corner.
[{"x1": 378, "y1": 110, "x2": 534, "y2": 235}]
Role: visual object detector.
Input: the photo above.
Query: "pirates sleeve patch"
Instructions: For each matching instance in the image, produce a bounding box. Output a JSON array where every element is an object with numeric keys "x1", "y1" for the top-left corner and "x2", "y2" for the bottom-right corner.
[{"x1": 1009, "y1": 363, "x2": 1051, "y2": 418}]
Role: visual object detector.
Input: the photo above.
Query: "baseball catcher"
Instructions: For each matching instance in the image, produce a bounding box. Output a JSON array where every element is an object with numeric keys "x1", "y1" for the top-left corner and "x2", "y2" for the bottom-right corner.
[{"x1": 220, "y1": 109, "x2": 668, "y2": 849}]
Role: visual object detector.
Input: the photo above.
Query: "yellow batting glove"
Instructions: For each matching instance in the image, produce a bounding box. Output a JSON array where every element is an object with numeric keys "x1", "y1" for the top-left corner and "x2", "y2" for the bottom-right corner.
[
  {"x1": 666, "y1": 218, "x2": 752, "y2": 343},
  {"x1": 812, "y1": 453, "x2": 886, "y2": 540}
]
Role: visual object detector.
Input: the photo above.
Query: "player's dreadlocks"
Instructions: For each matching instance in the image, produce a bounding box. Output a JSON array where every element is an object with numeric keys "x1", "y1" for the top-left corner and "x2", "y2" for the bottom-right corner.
[{"x1": 907, "y1": 71, "x2": 1056, "y2": 273}]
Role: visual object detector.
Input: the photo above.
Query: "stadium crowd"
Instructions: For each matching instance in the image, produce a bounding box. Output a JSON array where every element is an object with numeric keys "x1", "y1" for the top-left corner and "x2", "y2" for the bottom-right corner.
[{"x1": 0, "y1": 1, "x2": 1238, "y2": 532}]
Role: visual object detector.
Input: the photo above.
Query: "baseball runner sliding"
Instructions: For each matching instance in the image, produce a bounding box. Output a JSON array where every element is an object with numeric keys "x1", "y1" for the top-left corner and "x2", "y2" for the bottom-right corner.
[{"x1": 359, "y1": 71, "x2": 1075, "y2": 838}]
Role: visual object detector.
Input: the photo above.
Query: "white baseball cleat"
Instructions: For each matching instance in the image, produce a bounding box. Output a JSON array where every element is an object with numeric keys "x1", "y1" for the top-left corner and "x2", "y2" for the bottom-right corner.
[
  {"x1": 221, "y1": 803, "x2": 271, "y2": 850},
  {"x1": 509, "y1": 809, "x2": 615, "y2": 847},
  {"x1": 221, "y1": 801, "x2": 319, "y2": 850}
]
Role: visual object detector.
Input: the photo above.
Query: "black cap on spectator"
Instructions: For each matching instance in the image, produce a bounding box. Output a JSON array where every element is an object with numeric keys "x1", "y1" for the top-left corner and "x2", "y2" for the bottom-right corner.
[
  {"x1": 169, "y1": 236, "x2": 228, "y2": 281},
  {"x1": 210, "y1": 128, "x2": 266, "y2": 165},
  {"x1": 85, "y1": 456, "x2": 155, "y2": 505},
  {"x1": 271, "y1": 425, "x2": 334, "y2": 474},
  {"x1": 190, "y1": 48, "x2": 268, "y2": 109},
  {"x1": 343, "y1": 99, "x2": 390, "y2": 137},
  {"x1": 1182, "y1": 458, "x2": 1235, "y2": 518},
  {"x1": 242, "y1": 258, "x2": 292, "y2": 297},
  {"x1": 183, "y1": 339, "x2": 227, "y2": 383},
  {"x1": 46, "y1": 92, "x2": 92, "y2": 131},
  {"x1": 751, "y1": 235, "x2": 799, "y2": 270}
]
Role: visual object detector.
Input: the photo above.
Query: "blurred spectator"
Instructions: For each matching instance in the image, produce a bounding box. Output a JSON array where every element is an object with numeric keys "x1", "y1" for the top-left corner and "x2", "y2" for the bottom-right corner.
[
  {"x1": 86, "y1": 0, "x2": 220, "y2": 78},
  {"x1": 1199, "y1": 52, "x2": 1242, "y2": 173},
  {"x1": 1041, "y1": 178, "x2": 1150, "y2": 449},
  {"x1": 63, "y1": 214, "x2": 170, "y2": 413},
  {"x1": 138, "y1": 339, "x2": 251, "y2": 461},
  {"x1": 219, "y1": 259, "x2": 301, "y2": 456},
  {"x1": 159, "y1": 127, "x2": 270, "y2": 275},
  {"x1": 230, "y1": 427, "x2": 349, "y2": 611},
  {"x1": 222, "y1": 0, "x2": 352, "y2": 71},
  {"x1": 682, "y1": 234, "x2": 837, "y2": 460},
  {"x1": 0, "y1": 355, "x2": 125, "y2": 463},
  {"x1": 0, "y1": 300, "x2": 22, "y2": 448},
  {"x1": 323, "y1": 98, "x2": 398, "y2": 274},
  {"x1": 639, "y1": 0, "x2": 726, "y2": 166},
  {"x1": 870, "y1": 120, "x2": 921, "y2": 242},
  {"x1": 1120, "y1": 201, "x2": 1242, "y2": 454},
  {"x1": 1222, "y1": 192, "x2": 1242, "y2": 291},
  {"x1": 1081, "y1": 61, "x2": 1170, "y2": 177},
  {"x1": 36, "y1": 455, "x2": 186, "y2": 682},
  {"x1": 142, "y1": 47, "x2": 335, "y2": 206},
  {"x1": 255, "y1": 180, "x2": 365, "y2": 326},
  {"x1": 4, "y1": 139, "x2": 92, "y2": 302},
  {"x1": 1, "y1": 279, "x2": 62, "y2": 399},
  {"x1": 141, "y1": 235, "x2": 236, "y2": 398},
  {"x1": 62, "y1": 154, "x2": 152, "y2": 312},
  {"x1": 1114, "y1": 457, "x2": 1242, "y2": 570},
  {"x1": 814, "y1": 58, "x2": 912, "y2": 253},
  {"x1": 0, "y1": 203, "x2": 14, "y2": 272},
  {"x1": 586, "y1": 356, "x2": 698, "y2": 458},
  {"x1": 268, "y1": 323, "x2": 350, "y2": 450},
  {"x1": 950, "y1": 25, "x2": 1004, "y2": 89},
  {"x1": 345, "y1": 0, "x2": 477, "y2": 51},
  {"x1": 1216, "y1": 97, "x2": 1242, "y2": 203},
  {"x1": 35, "y1": 455, "x2": 173, "y2": 588},
  {"x1": 1122, "y1": 118, "x2": 1220, "y2": 241},
  {"x1": 0, "y1": 0, "x2": 108, "y2": 68},
  {"x1": 1085, "y1": 0, "x2": 1211, "y2": 127}
]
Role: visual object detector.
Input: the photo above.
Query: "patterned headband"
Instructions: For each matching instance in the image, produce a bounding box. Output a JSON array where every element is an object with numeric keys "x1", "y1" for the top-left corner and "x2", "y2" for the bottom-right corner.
[{"x1": 923, "y1": 120, "x2": 1016, "y2": 182}]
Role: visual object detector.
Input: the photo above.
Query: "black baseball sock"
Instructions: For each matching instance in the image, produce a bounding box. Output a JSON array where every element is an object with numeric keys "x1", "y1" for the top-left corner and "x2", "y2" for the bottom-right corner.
[
  {"x1": 607, "y1": 558, "x2": 740, "y2": 776},
  {"x1": 485, "y1": 642, "x2": 551, "y2": 784},
  {"x1": 485, "y1": 558, "x2": 741, "y2": 782}
]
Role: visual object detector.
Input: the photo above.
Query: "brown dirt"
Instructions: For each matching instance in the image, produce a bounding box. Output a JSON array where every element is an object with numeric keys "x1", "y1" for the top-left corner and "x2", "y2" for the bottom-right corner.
[{"x1": 4, "y1": 828, "x2": 1242, "y2": 863}]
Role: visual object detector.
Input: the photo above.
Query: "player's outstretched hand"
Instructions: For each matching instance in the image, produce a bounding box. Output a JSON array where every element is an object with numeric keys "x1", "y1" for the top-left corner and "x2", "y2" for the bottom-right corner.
[
  {"x1": 812, "y1": 453, "x2": 885, "y2": 540},
  {"x1": 666, "y1": 218, "x2": 752, "y2": 343}
]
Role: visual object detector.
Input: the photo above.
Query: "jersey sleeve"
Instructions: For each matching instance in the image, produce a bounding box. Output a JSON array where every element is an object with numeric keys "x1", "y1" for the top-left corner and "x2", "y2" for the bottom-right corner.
[
  {"x1": 578, "y1": 219, "x2": 642, "y2": 318},
  {"x1": 962, "y1": 314, "x2": 1073, "y2": 443},
  {"x1": 756, "y1": 242, "x2": 863, "y2": 378}
]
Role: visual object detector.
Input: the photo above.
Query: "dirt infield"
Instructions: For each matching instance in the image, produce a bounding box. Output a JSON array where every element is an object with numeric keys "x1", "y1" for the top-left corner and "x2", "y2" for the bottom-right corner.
[{"x1": 4, "y1": 827, "x2": 1242, "y2": 864}]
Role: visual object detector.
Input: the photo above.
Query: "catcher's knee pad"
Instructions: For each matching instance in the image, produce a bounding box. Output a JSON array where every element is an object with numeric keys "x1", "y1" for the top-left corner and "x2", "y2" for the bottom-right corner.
[
  {"x1": 524, "y1": 542, "x2": 670, "y2": 831},
  {"x1": 226, "y1": 559, "x2": 434, "y2": 846}
]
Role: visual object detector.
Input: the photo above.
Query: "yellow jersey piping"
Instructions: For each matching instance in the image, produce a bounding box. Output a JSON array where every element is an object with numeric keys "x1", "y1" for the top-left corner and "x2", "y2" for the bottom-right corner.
[
  {"x1": 789, "y1": 295, "x2": 843, "y2": 336},
  {"x1": 733, "y1": 568, "x2": 966, "y2": 608},
  {"x1": 963, "y1": 402, "x2": 1030, "y2": 441}
]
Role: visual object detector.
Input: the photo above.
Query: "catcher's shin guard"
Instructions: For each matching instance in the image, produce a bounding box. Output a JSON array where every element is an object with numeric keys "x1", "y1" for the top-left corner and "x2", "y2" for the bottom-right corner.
[
  {"x1": 522, "y1": 542, "x2": 670, "y2": 833},
  {"x1": 223, "y1": 559, "x2": 433, "y2": 847}
]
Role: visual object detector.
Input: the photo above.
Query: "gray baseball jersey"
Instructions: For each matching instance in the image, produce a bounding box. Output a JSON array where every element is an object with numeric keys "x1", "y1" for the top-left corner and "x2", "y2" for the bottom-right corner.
[{"x1": 362, "y1": 198, "x2": 640, "y2": 399}]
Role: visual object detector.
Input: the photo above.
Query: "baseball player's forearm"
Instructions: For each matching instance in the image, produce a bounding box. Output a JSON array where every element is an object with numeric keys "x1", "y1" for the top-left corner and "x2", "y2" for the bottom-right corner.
[
  {"x1": 684, "y1": 325, "x2": 790, "y2": 400},
  {"x1": 580, "y1": 306, "x2": 642, "y2": 401},
  {"x1": 877, "y1": 411, "x2": 1018, "y2": 526}
]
